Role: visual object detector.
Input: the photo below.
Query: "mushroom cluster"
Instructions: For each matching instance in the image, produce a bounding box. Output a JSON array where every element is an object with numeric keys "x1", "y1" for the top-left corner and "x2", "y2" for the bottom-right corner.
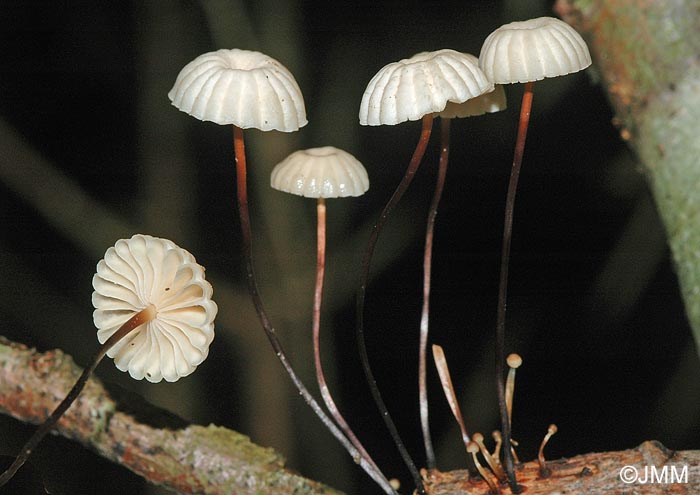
[{"x1": 2, "y1": 14, "x2": 593, "y2": 495}]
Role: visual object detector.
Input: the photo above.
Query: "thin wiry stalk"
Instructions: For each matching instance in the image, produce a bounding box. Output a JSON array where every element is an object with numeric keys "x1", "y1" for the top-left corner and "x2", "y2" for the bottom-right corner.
[
  {"x1": 495, "y1": 81, "x2": 534, "y2": 493},
  {"x1": 0, "y1": 305, "x2": 157, "y2": 488},
  {"x1": 356, "y1": 114, "x2": 434, "y2": 495},
  {"x1": 233, "y1": 126, "x2": 397, "y2": 494},
  {"x1": 419, "y1": 117, "x2": 451, "y2": 470},
  {"x1": 312, "y1": 198, "x2": 389, "y2": 484}
]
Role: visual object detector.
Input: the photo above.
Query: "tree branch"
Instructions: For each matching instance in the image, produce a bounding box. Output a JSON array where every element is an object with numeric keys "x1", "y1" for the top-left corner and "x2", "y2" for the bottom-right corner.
[
  {"x1": 554, "y1": 0, "x2": 700, "y2": 357},
  {"x1": 0, "y1": 336, "x2": 343, "y2": 495}
]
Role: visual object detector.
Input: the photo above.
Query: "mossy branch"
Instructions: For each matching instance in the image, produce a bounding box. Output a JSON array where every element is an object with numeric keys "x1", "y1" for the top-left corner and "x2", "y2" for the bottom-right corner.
[
  {"x1": 0, "y1": 336, "x2": 343, "y2": 495},
  {"x1": 555, "y1": 0, "x2": 700, "y2": 357}
]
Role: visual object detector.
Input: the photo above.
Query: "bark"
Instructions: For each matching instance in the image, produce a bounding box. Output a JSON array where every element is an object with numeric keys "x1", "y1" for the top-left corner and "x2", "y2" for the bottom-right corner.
[
  {"x1": 0, "y1": 337, "x2": 342, "y2": 495},
  {"x1": 424, "y1": 440, "x2": 700, "y2": 494},
  {"x1": 554, "y1": 0, "x2": 700, "y2": 357}
]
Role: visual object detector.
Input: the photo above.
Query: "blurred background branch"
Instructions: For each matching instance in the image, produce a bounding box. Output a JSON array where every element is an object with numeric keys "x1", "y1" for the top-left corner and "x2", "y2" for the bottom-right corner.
[{"x1": 556, "y1": 0, "x2": 700, "y2": 358}]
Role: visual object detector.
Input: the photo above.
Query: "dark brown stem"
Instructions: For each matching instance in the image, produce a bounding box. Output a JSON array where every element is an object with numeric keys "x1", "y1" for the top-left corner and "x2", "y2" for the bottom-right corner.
[
  {"x1": 495, "y1": 81, "x2": 534, "y2": 493},
  {"x1": 419, "y1": 117, "x2": 451, "y2": 470},
  {"x1": 233, "y1": 126, "x2": 397, "y2": 495},
  {"x1": 312, "y1": 198, "x2": 387, "y2": 481},
  {"x1": 356, "y1": 114, "x2": 434, "y2": 495},
  {"x1": 0, "y1": 304, "x2": 157, "y2": 487}
]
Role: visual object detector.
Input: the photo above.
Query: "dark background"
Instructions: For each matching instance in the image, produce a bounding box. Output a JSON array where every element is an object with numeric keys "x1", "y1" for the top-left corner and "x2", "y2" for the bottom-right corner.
[{"x1": 1, "y1": 1, "x2": 698, "y2": 494}]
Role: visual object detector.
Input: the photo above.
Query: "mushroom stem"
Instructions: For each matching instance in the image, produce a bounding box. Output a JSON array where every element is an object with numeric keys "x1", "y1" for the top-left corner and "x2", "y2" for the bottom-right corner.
[
  {"x1": 538, "y1": 424, "x2": 558, "y2": 477},
  {"x1": 495, "y1": 81, "x2": 534, "y2": 493},
  {"x1": 232, "y1": 126, "x2": 397, "y2": 494},
  {"x1": 356, "y1": 114, "x2": 433, "y2": 495},
  {"x1": 312, "y1": 198, "x2": 388, "y2": 482},
  {"x1": 505, "y1": 353, "x2": 522, "y2": 429},
  {"x1": 419, "y1": 117, "x2": 450, "y2": 470},
  {"x1": 491, "y1": 430, "x2": 503, "y2": 464},
  {"x1": 0, "y1": 305, "x2": 157, "y2": 488},
  {"x1": 467, "y1": 441, "x2": 501, "y2": 495},
  {"x1": 473, "y1": 433, "x2": 507, "y2": 482}
]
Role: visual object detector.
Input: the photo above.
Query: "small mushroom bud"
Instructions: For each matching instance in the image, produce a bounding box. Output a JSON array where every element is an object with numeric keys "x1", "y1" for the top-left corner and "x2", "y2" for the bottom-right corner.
[
  {"x1": 538, "y1": 423, "x2": 559, "y2": 477},
  {"x1": 505, "y1": 353, "x2": 522, "y2": 425}
]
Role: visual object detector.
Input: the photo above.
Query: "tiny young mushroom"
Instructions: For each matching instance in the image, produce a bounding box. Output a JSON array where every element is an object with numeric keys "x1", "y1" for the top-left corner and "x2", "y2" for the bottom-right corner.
[
  {"x1": 478, "y1": 17, "x2": 591, "y2": 490},
  {"x1": 505, "y1": 353, "x2": 522, "y2": 428},
  {"x1": 168, "y1": 49, "x2": 382, "y2": 488},
  {"x1": 537, "y1": 423, "x2": 558, "y2": 477},
  {"x1": 270, "y1": 146, "x2": 396, "y2": 494},
  {"x1": 357, "y1": 49, "x2": 495, "y2": 489},
  {"x1": 0, "y1": 234, "x2": 218, "y2": 487}
]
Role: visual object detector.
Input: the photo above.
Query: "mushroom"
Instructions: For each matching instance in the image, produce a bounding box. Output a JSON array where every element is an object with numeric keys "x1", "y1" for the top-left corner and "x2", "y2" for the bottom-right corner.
[
  {"x1": 478, "y1": 17, "x2": 591, "y2": 489},
  {"x1": 505, "y1": 353, "x2": 522, "y2": 427},
  {"x1": 537, "y1": 423, "x2": 558, "y2": 477},
  {"x1": 357, "y1": 50, "x2": 495, "y2": 486},
  {"x1": 271, "y1": 147, "x2": 395, "y2": 493},
  {"x1": 0, "y1": 234, "x2": 217, "y2": 487},
  {"x1": 169, "y1": 50, "x2": 386, "y2": 492}
]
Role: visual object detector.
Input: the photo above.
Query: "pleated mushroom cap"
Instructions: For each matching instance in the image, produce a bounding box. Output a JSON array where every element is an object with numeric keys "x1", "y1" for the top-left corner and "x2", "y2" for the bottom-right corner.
[
  {"x1": 168, "y1": 48, "x2": 307, "y2": 132},
  {"x1": 438, "y1": 84, "x2": 507, "y2": 119},
  {"x1": 270, "y1": 146, "x2": 369, "y2": 198},
  {"x1": 479, "y1": 17, "x2": 591, "y2": 84},
  {"x1": 359, "y1": 50, "x2": 494, "y2": 126},
  {"x1": 92, "y1": 234, "x2": 217, "y2": 383}
]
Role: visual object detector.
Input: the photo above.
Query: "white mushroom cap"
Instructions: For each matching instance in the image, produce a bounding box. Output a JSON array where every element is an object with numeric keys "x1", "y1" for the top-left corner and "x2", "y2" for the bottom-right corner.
[
  {"x1": 92, "y1": 234, "x2": 217, "y2": 383},
  {"x1": 359, "y1": 50, "x2": 494, "y2": 126},
  {"x1": 479, "y1": 17, "x2": 591, "y2": 84},
  {"x1": 270, "y1": 146, "x2": 369, "y2": 198},
  {"x1": 168, "y1": 48, "x2": 307, "y2": 132},
  {"x1": 438, "y1": 84, "x2": 507, "y2": 119}
]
